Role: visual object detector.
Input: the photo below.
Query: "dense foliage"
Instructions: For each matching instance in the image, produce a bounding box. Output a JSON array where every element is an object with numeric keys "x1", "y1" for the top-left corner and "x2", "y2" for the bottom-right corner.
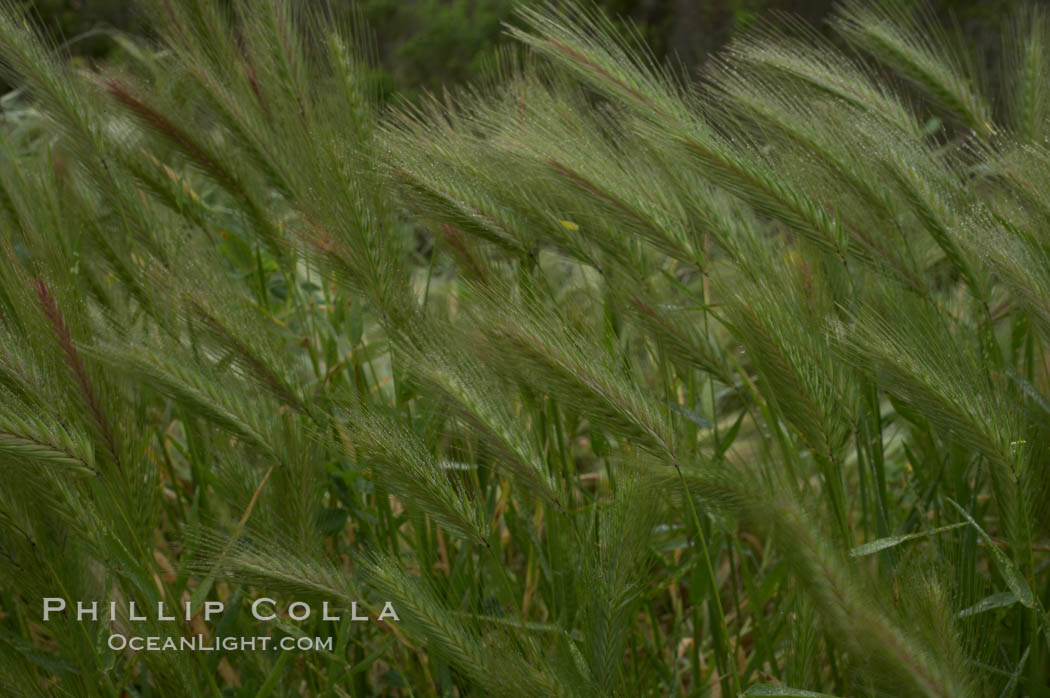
[
  {"x1": 2, "y1": 0, "x2": 1050, "y2": 696},
  {"x1": 28, "y1": 0, "x2": 1023, "y2": 96}
]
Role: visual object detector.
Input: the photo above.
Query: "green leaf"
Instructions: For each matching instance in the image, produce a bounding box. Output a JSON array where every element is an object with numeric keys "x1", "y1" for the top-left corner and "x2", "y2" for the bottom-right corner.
[
  {"x1": 254, "y1": 649, "x2": 293, "y2": 698},
  {"x1": 849, "y1": 521, "x2": 967, "y2": 557},
  {"x1": 957, "y1": 591, "x2": 1018, "y2": 618},
  {"x1": 349, "y1": 639, "x2": 395, "y2": 675},
  {"x1": 715, "y1": 403, "x2": 749, "y2": 460},
  {"x1": 948, "y1": 499, "x2": 1035, "y2": 608},
  {"x1": 316, "y1": 507, "x2": 349, "y2": 536},
  {"x1": 670, "y1": 403, "x2": 713, "y2": 428}
]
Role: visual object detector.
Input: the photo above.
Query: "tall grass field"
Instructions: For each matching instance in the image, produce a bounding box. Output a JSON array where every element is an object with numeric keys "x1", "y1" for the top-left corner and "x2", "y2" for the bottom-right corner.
[{"x1": 0, "y1": 0, "x2": 1049, "y2": 695}]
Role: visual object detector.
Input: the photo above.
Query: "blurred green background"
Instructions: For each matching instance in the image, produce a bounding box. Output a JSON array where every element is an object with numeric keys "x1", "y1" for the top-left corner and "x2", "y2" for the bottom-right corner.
[{"x1": 32, "y1": 0, "x2": 1026, "y2": 96}]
